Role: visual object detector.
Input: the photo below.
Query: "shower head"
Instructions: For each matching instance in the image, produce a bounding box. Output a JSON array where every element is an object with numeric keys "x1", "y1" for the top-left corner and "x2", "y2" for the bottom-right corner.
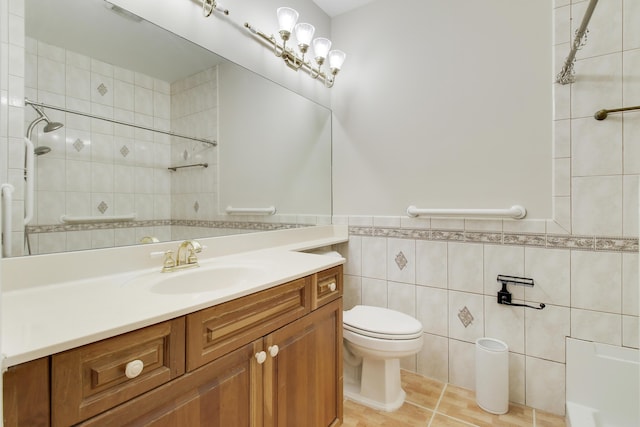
[
  {"x1": 34, "y1": 146, "x2": 51, "y2": 156},
  {"x1": 43, "y1": 121, "x2": 64, "y2": 133},
  {"x1": 25, "y1": 103, "x2": 64, "y2": 140}
]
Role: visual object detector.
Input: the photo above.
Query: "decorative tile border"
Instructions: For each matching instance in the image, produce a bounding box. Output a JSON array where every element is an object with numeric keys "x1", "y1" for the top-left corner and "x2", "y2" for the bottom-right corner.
[
  {"x1": 24, "y1": 220, "x2": 640, "y2": 254},
  {"x1": 503, "y1": 233, "x2": 546, "y2": 247},
  {"x1": 432, "y1": 230, "x2": 465, "y2": 242},
  {"x1": 595, "y1": 238, "x2": 639, "y2": 253},
  {"x1": 26, "y1": 219, "x2": 308, "y2": 234},
  {"x1": 348, "y1": 226, "x2": 638, "y2": 253},
  {"x1": 546, "y1": 235, "x2": 595, "y2": 251},
  {"x1": 464, "y1": 231, "x2": 502, "y2": 244}
]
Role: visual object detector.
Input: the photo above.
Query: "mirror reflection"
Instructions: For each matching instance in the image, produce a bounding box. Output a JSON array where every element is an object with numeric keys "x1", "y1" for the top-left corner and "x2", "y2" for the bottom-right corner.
[{"x1": 19, "y1": 0, "x2": 331, "y2": 257}]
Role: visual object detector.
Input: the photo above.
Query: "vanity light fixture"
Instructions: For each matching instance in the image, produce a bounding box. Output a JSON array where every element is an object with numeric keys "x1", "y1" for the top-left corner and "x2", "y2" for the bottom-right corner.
[
  {"x1": 244, "y1": 7, "x2": 346, "y2": 88},
  {"x1": 202, "y1": 0, "x2": 228, "y2": 17}
]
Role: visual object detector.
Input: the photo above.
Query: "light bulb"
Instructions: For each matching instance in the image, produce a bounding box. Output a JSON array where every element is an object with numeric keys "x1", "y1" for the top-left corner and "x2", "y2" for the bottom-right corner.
[
  {"x1": 294, "y1": 23, "x2": 315, "y2": 52},
  {"x1": 328, "y1": 50, "x2": 346, "y2": 72},
  {"x1": 277, "y1": 7, "x2": 298, "y2": 39},
  {"x1": 312, "y1": 37, "x2": 331, "y2": 64}
]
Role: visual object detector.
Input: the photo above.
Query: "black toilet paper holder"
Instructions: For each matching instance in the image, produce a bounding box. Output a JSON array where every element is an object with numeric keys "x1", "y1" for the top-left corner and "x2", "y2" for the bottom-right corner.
[{"x1": 496, "y1": 275, "x2": 545, "y2": 310}]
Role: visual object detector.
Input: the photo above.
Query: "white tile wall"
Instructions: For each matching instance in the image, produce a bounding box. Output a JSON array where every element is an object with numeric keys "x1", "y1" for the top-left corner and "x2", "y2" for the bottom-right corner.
[
  {"x1": 570, "y1": 250, "x2": 622, "y2": 313},
  {"x1": 622, "y1": 253, "x2": 639, "y2": 316},
  {"x1": 571, "y1": 308, "x2": 622, "y2": 346},
  {"x1": 484, "y1": 296, "x2": 525, "y2": 354},
  {"x1": 448, "y1": 339, "x2": 475, "y2": 390},
  {"x1": 416, "y1": 286, "x2": 448, "y2": 336},
  {"x1": 417, "y1": 333, "x2": 448, "y2": 383},
  {"x1": 448, "y1": 290, "x2": 484, "y2": 343},
  {"x1": 483, "y1": 244, "x2": 524, "y2": 297},
  {"x1": 169, "y1": 66, "x2": 218, "y2": 227},
  {"x1": 341, "y1": 222, "x2": 637, "y2": 416},
  {"x1": 361, "y1": 277, "x2": 387, "y2": 307},
  {"x1": 524, "y1": 247, "x2": 571, "y2": 306},
  {"x1": 361, "y1": 236, "x2": 387, "y2": 280},
  {"x1": 415, "y1": 240, "x2": 447, "y2": 287},
  {"x1": 509, "y1": 353, "x2": 526, "y2": 405},
  {"x1": 572, "y1": 175, "x2": 623, "y2": 235},
  {"x1": 525, "y1": 303, "x2": 570, "y2": 363},
  {"x1": 447, "y1": 242, "x2": 483, "y2": 294},
  {"x1": 525, "y1": 357, "x2": 565, "y2": 415},
  {"x1": 18, "y1": 33, "x2": 222, "y2": 254}
]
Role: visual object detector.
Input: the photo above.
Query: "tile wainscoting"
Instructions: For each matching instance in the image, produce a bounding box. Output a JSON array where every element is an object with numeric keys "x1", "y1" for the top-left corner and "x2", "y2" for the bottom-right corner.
[{"x1": 334, "y1": 219, "x2": 639, "y2": 416}]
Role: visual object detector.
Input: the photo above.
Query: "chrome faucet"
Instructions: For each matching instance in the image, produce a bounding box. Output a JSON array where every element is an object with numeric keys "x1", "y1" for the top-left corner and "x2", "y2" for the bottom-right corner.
[{"x1": 161, "y1": 240, "x2": 202, "y2": 272}]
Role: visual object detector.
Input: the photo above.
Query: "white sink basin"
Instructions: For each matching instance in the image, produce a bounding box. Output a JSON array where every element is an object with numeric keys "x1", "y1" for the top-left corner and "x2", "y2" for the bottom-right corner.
[{"x1": 150, "y1": 264, "x2": 267, "y2": 295}]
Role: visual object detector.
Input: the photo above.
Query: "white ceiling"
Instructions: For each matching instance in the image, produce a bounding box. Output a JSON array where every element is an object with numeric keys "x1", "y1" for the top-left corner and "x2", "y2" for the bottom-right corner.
[
  {"x1": 27, "y1": 0, "x2": 224, "y2": 83},
  {"x1": 311, "y1": 0, "x2": 375, "y2": 17}
]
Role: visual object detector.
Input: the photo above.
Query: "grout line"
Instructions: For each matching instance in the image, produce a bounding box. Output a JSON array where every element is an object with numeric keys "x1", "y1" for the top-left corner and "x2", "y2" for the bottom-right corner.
[
  {"x1": 413, "y1": 382, "x2": 448, "y2": 427},
  {"x1": 433, "y1": 382, "x2": 447, "y2": 412},
  {"x1": 433, "y1": 412, "x2": 480, "y2": 427},
  {"x1": 426, "y1": 406, "x2": 436, "y2": 427}
]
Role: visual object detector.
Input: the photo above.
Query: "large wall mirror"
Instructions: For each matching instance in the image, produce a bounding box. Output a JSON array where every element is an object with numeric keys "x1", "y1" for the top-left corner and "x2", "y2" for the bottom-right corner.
[{"x1": 18, "y1": 0, "x2": 331, "y2": 256}]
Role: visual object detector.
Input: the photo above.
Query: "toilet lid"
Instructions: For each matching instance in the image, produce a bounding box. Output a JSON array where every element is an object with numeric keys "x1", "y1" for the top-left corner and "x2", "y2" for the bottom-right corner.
[{"x1": 343, "y1": 305, "x2": 423, "y2": 339}]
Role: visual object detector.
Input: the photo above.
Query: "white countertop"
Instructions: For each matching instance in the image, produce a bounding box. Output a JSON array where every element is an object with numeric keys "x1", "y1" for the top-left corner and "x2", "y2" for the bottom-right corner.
[{"x1": 1, "y1": 226, "x2": 347, "y2": 367}]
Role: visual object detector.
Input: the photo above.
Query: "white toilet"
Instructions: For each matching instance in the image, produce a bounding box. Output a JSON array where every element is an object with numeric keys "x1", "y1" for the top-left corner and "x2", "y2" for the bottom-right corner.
[{"x1": 342, "y1": 305, "x2": 424, "y2": 412}]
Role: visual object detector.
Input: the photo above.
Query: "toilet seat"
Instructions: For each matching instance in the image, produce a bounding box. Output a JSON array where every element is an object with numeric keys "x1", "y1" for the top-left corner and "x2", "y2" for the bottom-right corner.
[{"x1": 343, "y1": 305, "x2": 423, "y2": 340}]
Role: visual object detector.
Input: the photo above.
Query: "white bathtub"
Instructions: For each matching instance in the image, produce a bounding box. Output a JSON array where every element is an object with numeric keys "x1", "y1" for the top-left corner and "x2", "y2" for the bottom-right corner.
[{"x1": 566, "y1": 338, "x2": 639, "y2": 427}]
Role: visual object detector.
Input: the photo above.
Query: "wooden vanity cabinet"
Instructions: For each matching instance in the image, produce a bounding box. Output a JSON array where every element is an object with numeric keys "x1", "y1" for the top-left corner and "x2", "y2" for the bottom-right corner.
[
  {"x1": 3, "y1": 265, "x2": 343, "y2": 427},
  {"x1": 264, "y1": 299, "x2": 343, "y2": 427},
  {"x1": 81, "y1": 299, "x2": 343, "y2": 427}
]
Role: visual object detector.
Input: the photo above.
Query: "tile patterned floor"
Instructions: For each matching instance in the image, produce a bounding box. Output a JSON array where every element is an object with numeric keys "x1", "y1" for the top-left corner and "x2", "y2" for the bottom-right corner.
[{"x1": 342, "y1": 370, "x2": 567, "y2": 427}]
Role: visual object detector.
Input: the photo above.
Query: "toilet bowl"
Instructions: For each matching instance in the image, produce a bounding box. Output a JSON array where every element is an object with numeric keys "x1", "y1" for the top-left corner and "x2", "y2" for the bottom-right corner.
[{"x1": 343, "y1": 305, "x2": 424, "y2": 412}]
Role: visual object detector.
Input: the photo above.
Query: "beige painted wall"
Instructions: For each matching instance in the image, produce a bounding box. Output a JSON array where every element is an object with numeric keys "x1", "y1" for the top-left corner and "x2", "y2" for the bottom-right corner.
[{"x1": 330, "y1": 0, "x2": 553, "y2": 218}]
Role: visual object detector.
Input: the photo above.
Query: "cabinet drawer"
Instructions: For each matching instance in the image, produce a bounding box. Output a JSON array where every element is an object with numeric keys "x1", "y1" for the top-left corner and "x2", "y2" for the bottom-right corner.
[
  {"x1": 187, "y1": 277, "x2": 311, "y2": 371},
  {"x1": 311, "y1": 265, "x2": 343, "y2": 310},
  {"x1": 77, "y1": 340, "x2": 262, "y2": 427},
  {"x1": 51, "y1": 318, "x2": 185, "y2": 427}
]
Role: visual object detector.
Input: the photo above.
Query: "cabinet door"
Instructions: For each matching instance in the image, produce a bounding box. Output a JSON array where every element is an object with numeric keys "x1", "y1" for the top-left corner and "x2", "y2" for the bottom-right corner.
[
  {"x1": 3, "y1": 357, "x2": 50, "y2": 427},
  {"x1": 79, "y1": 340, "x2": 264, "y2": 427},
  {"x1": 264, "y1": 298, "x2": 343, "y2": 427}
]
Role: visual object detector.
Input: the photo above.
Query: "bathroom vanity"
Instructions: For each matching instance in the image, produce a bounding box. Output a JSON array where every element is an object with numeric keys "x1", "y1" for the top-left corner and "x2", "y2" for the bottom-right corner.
[
  {"x1": 1, "y1": 227, "x2": 347, "y2": 426},
  {"x1": 4, "y1": 265, "x2": 342, "y2": 426}
]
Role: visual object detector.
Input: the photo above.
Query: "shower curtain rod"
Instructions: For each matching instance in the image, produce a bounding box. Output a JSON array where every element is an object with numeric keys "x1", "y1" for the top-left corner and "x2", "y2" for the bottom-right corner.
[
  {"x1": 594, "y1": 105, "x2": 640, "y2": 120},
  {"x1": 24, "y1": 99, "x2": 217, "y2": 147},
  {"x1": 556, "y1": 0, "x2": 599, "y2": 85}
]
